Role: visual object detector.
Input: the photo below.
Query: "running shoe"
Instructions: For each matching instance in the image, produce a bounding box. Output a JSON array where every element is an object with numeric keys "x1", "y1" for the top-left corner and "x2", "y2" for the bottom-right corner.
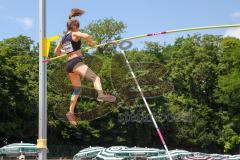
[{"x1": 97, "y1": 93, "x2": 116, "y2": 103}]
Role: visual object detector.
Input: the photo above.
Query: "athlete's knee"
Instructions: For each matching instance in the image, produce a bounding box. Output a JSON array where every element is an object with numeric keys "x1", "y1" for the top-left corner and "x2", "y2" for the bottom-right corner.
[
  {"x1": 94, "y1": 76, "x2": 101, "y2": 83},
  {"x1": 73, "y1": 87, "x2": 81, "y2": 95},
  {"x1": 70, "y1": 87, "x2": 81, "y2": 101}
]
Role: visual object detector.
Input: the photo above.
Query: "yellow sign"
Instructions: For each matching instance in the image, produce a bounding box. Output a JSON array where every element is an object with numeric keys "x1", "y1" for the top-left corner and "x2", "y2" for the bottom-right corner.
[{"x1": 42, "y1": 35, "x2": 61, "y2": 57}]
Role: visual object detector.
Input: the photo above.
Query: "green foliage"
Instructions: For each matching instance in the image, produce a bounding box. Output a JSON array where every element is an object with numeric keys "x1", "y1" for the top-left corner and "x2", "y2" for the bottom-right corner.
[
  {"x1": 0, "y1": 35, "x2": 38, "y2": 145},
  {"x1": 218, "y1": 124, "x2": 240, "y2": 152},
  {"x1": 213, "y1": 37, "x2": 240, "y2": 152},
  {"x1": 0, "y1": 18, "x2": 239, "y2": 155},
  {"x1": 144, "y1": 42, "x2": 165, "y2": 62},
  {"x1": 219, "y1": 37, "x2": 240, "y2": 71},
  {"x1": 215, "y1": 69, "x2": 240, "y2": 108},
  {"x1": 163, "y1": 93, "x2": 216, "y2": 149},
  {"x1": 83, "y1": 18, "x2": 127, "y2": 44},
  {"x1": 82, "y1": 18, "x2": 127, "y2": 55}
]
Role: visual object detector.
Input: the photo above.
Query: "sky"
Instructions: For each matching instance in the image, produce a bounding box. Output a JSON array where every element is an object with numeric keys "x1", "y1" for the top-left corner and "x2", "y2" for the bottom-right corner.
[{"x1": 0, "y1": 0, "x2": 240, "y2": 48}]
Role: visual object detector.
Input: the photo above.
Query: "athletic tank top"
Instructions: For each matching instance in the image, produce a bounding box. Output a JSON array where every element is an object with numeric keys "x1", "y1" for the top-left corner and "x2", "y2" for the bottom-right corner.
[{"x1": 62, "y1": 32, "x2": 81, "y2": 54}]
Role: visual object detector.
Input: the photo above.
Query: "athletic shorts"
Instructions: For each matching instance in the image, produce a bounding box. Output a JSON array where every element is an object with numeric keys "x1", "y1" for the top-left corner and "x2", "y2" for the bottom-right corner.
[{"x1": 66, "y1": 56, "x2": 83, "y2": 73}]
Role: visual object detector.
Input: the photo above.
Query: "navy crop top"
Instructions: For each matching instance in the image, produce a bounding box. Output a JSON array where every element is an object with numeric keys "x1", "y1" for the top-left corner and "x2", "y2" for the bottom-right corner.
[{"x1": 62, "y1": 32, "x2": 81, "y2": 54}]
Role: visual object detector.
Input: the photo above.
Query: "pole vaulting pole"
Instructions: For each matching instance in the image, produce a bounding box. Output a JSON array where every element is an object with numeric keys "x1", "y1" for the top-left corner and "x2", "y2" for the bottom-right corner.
[
  {"x1": 43, "y1": 24, "x2": 240, "y2": 62},
  {"x1": 37, "y1": 0, "x2": 48, "y2": 159},
  {"x1": 120, "y1": 50, "x2": 173, "y2": 160}
]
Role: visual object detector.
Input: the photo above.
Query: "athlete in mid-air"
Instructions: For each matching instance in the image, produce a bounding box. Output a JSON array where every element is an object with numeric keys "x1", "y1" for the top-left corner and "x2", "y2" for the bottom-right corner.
[{"x1": 54, "y1": 8, "x2": 116, "y2": 125}]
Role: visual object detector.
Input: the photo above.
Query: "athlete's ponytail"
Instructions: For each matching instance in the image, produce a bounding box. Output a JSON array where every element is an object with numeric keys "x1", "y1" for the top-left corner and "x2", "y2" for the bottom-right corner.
[
  {"x1": 67, "y1": 8, "x2": 85, "y2": 31},
  {"x1": 68, "y1": 8, "x2": 85, "y2": 19}
]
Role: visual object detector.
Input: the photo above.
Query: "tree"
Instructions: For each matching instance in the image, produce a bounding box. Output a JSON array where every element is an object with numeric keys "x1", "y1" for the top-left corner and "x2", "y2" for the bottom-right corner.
[
  {"x1": 82, "y1": 18, "x2": 127, "y2": 55},
  {"x1": 0, "y1": 36, "x2": 38, "y2": 145},
  {"x1": 214, "y1": 37, "x2": 240, "y2": 152}
]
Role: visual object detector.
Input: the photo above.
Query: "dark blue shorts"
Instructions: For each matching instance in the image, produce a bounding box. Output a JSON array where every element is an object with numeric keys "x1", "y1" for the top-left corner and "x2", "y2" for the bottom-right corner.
[{"x1": 66, "y1": 56, "x2": 83, "y2": 73}]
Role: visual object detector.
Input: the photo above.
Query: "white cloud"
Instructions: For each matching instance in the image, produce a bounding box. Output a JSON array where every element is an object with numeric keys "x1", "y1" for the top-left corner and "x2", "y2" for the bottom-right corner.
[
  {"x1": 231, "y1": 11, "x2": 240, "y2": 18},
  {"x1": 7, "y1": 16, "x2": 34, "y2": 30},
  {"x1": 224, "y1": 28, "x2": 240, "y2": 39},
  {"x1": 20, "y1": 17, "x2": 34, "y2": 29}
]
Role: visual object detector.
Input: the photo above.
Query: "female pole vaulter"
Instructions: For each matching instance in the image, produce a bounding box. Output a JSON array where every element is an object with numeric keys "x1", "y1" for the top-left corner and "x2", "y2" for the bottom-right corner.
[{"x1": 54, "y1": 8, "x2": 116, "y2": 125}]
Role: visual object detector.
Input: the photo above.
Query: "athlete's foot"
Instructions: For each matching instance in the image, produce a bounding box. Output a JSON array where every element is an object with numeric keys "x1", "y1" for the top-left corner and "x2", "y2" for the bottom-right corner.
[
  {"x1": 66, "y1": 112, "x2": 77, "y2": 125},
  {"x1": 97, "y1": 93, "x2": 116, "y2": 103}
]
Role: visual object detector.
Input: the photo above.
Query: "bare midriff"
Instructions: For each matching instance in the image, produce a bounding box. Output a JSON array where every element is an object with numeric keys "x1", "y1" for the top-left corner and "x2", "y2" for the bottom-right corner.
[{"x1": 67, "y1": 50, "x2": 83, "y2": 61}]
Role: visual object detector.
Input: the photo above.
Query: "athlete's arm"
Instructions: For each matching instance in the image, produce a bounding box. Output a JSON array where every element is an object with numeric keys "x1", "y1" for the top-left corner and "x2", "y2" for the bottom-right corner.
[
  {"x1": 54, "y1": 41, "x2": 63, "y2": 56},
  {"x1": 75, "y1": 32, "x2": 96, "y2": 47}
]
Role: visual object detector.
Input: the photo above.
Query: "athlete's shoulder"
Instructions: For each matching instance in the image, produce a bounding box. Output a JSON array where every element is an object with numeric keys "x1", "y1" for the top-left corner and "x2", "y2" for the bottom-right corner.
[{"x1": 73, "y1": 32, "x2": 90, "y2": 39}]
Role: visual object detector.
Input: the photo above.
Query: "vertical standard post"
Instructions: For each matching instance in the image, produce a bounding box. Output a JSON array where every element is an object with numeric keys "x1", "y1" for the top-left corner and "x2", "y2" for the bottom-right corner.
[
  {"x1": 38, "y1": 0, "x2": 47, "y2": 160},
  {"x1": 120, "y1": 50, "x2": 173, "y2": 160}
]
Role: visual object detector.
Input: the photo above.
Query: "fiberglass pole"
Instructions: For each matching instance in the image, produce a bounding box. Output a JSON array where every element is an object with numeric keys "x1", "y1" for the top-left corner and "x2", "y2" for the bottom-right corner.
[
  {"x1": 120, "y1": 50, "x2": 173, "y2": 160},
  {"x1": 38, "y1": 0, "x2": 47, "y2": 159},
  {"x1": 44, "y1": 24, "x2": 240, "y2": 62}
]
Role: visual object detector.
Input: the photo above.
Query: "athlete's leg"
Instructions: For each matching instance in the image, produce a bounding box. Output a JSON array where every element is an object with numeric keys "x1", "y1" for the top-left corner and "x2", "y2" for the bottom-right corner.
[
  {"x1": 73, "y1": 62, "x2": 116, "y2": 102},
  {"x1": 66, "y1": 72, "x2": 81, "y2": 125},
  {"x1": 73, "y1": 62, "x2": 103, "y2": 95}
]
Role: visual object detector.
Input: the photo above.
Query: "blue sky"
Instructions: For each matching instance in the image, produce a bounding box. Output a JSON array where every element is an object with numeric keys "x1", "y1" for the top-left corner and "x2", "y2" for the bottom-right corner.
[{"x1": 0, "y1": 0, "x2": 240, "y2": 48}]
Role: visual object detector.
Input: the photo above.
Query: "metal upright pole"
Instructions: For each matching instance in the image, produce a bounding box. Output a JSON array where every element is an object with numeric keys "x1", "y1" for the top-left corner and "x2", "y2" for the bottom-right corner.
[{"x1": 37, "y1": 0, "x2": 47, "y2": 159}]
